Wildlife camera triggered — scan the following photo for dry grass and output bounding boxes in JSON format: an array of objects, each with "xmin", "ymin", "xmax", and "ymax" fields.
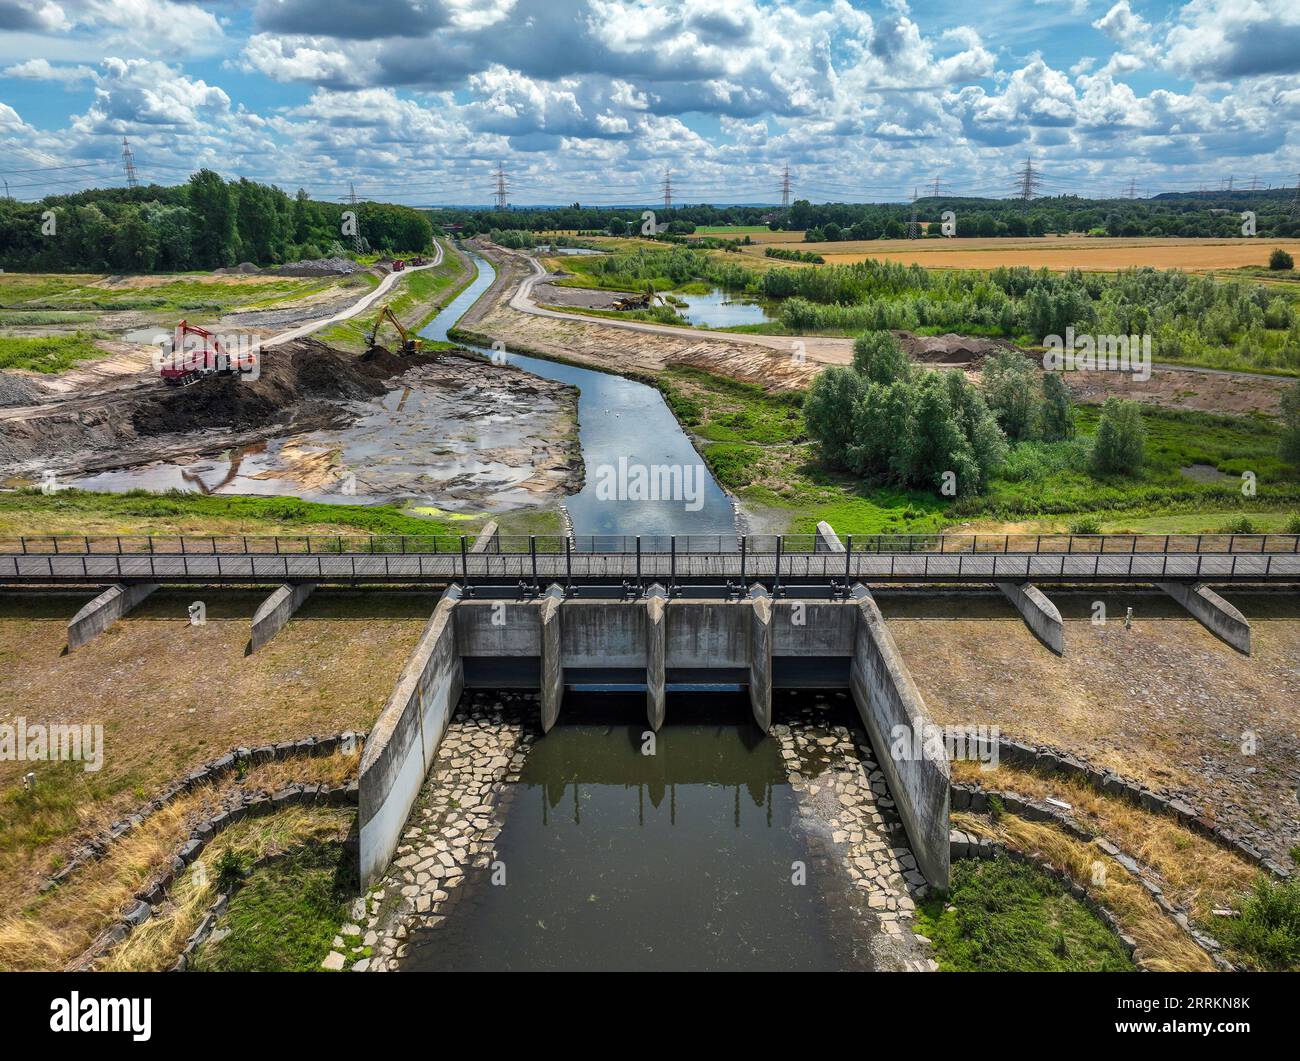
[
  {"xmin": 951, "ymin": 760, "xmax": 1260, "ymax": 928},
  {"xmin": 735, "ymin": 234, "xmax": 1300, "ymax": 273},
  {"xmin": 884, "ymin": 589, "xmax": 1300, "ymax": 861},
  {"xmin": 0, "ymin": 754, "xmax": 357, "ymax": 971},
  {"xmin": 0, "ymin": 589, "xmax": 429, "ymax": 906},
  {"xmin": 101, "ymin": 805, "xmax": 353, "ymax": 972},
  {"xmin": 954, "ymin": 810, "xmax": 1216, "ymax": 971}
]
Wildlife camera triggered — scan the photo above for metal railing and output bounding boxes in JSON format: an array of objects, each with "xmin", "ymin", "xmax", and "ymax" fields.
[{"xmin": 2, "ymin": 531, "xmax": 1297, "ymax": 558}]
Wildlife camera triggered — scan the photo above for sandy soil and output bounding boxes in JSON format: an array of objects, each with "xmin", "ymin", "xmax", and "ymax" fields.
[{"xmin": 881, "ymin": 588, "xmax": 1300, "ymax": 862}]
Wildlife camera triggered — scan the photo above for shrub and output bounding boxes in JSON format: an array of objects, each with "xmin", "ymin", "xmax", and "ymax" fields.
[
  {"xmin": 1281, "ymin": 381, "xmax": 1300, "ymax": 466},
  {"xmin": 1224, "ymin": 874, "xmax": 1300, "ymax": 971},
  {"xmin": 1069, "ymin": 516, "xmax": 1103, "ymax": 534},
  {"xmin": 851, "ymin": 330, "xmax": 910, "ymax": 385},
  {"xmin": 1091, "ymin": 398, "xmax": 1147, "ymax": 474},
  {"xmin": 1285, "ymin": 514, "xmax": 1300, "ymax": 535},
  {"xmin": 1040, "ymin": 372, "xmax": 1076, "ymax": 441},
  {"xmin": 1220, "ymin": 516, "xmax": 1257, "ymax": 534},
  {"xmin": 982, "ymin": 349, "xmax": 1042, "ymax": 441},
  {"xmin": 1269, "ymin": 249, "xmax": 1294, "ymax": 271}
]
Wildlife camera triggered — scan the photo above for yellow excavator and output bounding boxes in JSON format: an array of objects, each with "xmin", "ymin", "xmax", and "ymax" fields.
[{"xmin": 366, "ymin": 306, "xmax": 423, "ymax": 356}]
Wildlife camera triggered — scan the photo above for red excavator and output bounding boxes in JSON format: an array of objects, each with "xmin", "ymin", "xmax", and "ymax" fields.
[{"xmin": 159, "ymin": 321, "xmax": 257, "ymax": 386}]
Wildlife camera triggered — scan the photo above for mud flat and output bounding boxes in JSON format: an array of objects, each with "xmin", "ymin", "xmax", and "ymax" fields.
[{"xmin": 0, "ymin": 341, "xmax": 582, "ymax": 513}]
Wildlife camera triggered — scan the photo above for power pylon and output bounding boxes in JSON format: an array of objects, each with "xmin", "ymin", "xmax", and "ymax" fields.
[
  {"xmin": 931, "ymin": 175, "xmax": 942, "ymax": 198},
  {"xmin": 1126, "ymin": 177, "xmax": 1137, "ymax": 199},
  {"xmin": 1290, "ymin": 173, "xmax": 1300, "ymax": 220},
  {"xmin": 908, "ymin": 187, "xmax": 921, "ymax": 239},
  {"xmin": 492, "ymin": 163, "xmax": 508, "ymax": 210},
  {"xmin": 661, "ymin": 167, "xmax": 673, "ymax": 211},
  {"xmin": 121, "ymin": 137, "xmax": 138, "ymax": 189},
  {"xmin": 781, "ymin": 164, "xmax": 791, "ymax": 208},
  {"xmin": 1014, "ymin": 156, "xmax": 1042, "ymax": 210}
]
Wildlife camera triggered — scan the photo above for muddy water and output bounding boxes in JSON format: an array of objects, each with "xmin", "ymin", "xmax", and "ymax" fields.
[
  {"xmin": 421, "ymin": 250, "xmax": 736, "ymax": 543},
  {"xmin": 400, "ymin": 695, "xmax": 878, "ymax": 972}
]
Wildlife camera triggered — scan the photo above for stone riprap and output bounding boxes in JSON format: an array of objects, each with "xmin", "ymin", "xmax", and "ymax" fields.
[{"xmin": 364, "ymin": 693, "xmax": 530, "ymax": 971}]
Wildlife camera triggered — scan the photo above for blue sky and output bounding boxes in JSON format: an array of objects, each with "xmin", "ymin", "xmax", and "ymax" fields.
[{"xmin": 0, "ymin": 0, "xmax": 1297, "ymax": 205}]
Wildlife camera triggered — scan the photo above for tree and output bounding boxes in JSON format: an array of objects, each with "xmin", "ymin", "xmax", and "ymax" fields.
[
  {"xmin": 851, "ymin": 330, "xmax": 910, "ymax": 385},
  {"xmin": 803, "ymin": 366, "xmax": 866, "ymax": 460},
  {"xmin": 1091, "ymin": 398, "xmax": 1146, "ymax": 474},
  {"xmin": 108, "ymin": 211, "xmax": 158, "ymax": 271},
  {"xmin": 1281, "ymin": 381, "xmax": 1300, "ymax": 465},
  {"xmin": 1040, "ymin": 371, "xmax": 1076, "ymax": 441},
  {"xmin": 982, "ymin": 348, "xmax": 1041, "ymax": 441},
  {"xmin": 188, "ymin": 169, "xmax": 237, "ymax": 268},
  {"xmin": 1270, "ymin": 248, "xmax": 1295, "ymax": 271}
]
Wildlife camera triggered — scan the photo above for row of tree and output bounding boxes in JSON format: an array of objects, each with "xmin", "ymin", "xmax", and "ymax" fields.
[
  {"xmin": 436, "ymin": 188, "xmax": 1300, "ymax": 240},
  {"xmin": 0, "ymin": 171, "xmax": 434, "ymax": 272}
]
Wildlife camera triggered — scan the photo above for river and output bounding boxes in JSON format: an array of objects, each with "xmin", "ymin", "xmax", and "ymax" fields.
[{"xmin": 396, "ymin": 247, "xmax": 889, "ymax": 971}]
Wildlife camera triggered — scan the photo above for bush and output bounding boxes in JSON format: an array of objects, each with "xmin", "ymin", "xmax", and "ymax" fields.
[
  {"xmin": 851, "ymin": 330, "xmax": 910, "ymax": 385},
  {"xmin": 1220, "ymin": 516, "xmax": 1257, "ymax": 534},
  {"xmin": 1269, "ymin": 249, "xmax": 1295, "ymax": 271},
  {"xmin": 1224, "ymin": 874, "xmax": 1300, "ymax": 971},
  {"xmin": 1285, "ymin": 514, "xmax": 1300, "ymax": 535},
  {"xmin": 1069, "ymin": 516, "xmax": 1103, "ymax": 534},
  {"xmin": 1091, "ymin": 398, "xmax": 1147, "ymax": 474},
  {"xmin": 1281, "ymin": 381, "xmax": 1300, "ymax": 466},
  {"xmin": 1040, "ymin": 372, "xmax": 1076, "ymax": 441},
  {"xmin": 982, "ymin": 349, "xmax": 1042, "ymax": 441}
]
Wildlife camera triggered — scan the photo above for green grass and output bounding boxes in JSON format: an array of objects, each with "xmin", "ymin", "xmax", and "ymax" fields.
[
  {"xmin": 0, "ymin": 489, "xmax": 470, "ymax": 538},
  {"xmin": 0, "ymin": 759, "xmax": 142, "ymax": 866},
  {"xmin": 0, "ymin": 332, "xmax": 110, "ymax": 372},
  {"xmin": 691, "ymin": 225, "xmax": 769, "ymax": 235},
  {"xmin": 0, "ymin": 311, "xmax": 100, "ymax": 326},
  {"xmin": 316, "ymin": 242, "xmax": 470, "ymax": 352},
  {"xmin": 188, "ymin": 843, "xmax": 356, "ymax": 972},
  {"xmin": 653, "ymin": 364, "xmax": 1300, "ymax": 534},
  {"xmin": 1221, "ymin": 874, "xmax": 1300, "ymax": 971},
  {"xmin": 915, "ymin": 856, "xmax": 1137, "ymax": 972},
  {"xmin": 0, "ymin": 271, "xmax": 348, "ymax": 315}
]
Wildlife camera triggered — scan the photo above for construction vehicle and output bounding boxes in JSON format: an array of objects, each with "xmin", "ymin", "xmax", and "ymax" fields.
[
  {"xmin": 409, "ymin": 255, "xmax": 428, "ymax": 266},
  {"xmin": 391, "ymin": 258, "xmax": 407, "ymax": 271},
  {"xmin": 608, "ymin": 291, "xmax": 663, "ymax": 311},
  {"xmin": 366, "ymin": 305, "xmax": 423, "ymax": 356},
  {"xmin": 159, "ymin": 321, "xmax": 257, "ymax": 386}
]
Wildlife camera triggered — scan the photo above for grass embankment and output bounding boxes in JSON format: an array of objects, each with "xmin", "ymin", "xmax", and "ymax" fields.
[
  {"xmin": 0, "ymin": 758, "xmax": 356, "ymax": 971},
  {"xmin": 185, "ymin": 839, "xmax": 358, "ymax": 972},
  {"xmin": 107, "ymin": 810, "xmax": 356, "ymax": 973},
  {"xmin": 0, "ymin": 587, "xmax": 432, "ymax": 920},
  {"xmin": 916, "ymin": 855, "xmax": 1137, "ymax": 972},
  {"xmin": 0, "ymin": 272, "xmax": 343, "ymax": 314},
  {"xmin": 658, "ymin": 365, "xmax": 1300, "ymax": 534},
  {"xmin": 315, "ymin": 240, "xmax": 472, "ymax": 354},
  {"xmin": 0, "ymin": 489, "xmax": 474, "ymax": 539}
]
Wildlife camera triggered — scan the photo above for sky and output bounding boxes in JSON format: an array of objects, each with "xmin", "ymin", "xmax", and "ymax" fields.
[{"xmin": 0, "ymin": 0, "xmax": 1297, "ymax": 206}]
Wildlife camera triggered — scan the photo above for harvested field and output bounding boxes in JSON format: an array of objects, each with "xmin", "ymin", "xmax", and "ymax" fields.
[
  {"xmin": 0, "ymin": 588, "xmax": 434, "ymax": 912},
  {"xmin": 735, "ymin": 234, "xmax": 1300, "ymax": 273},
  {"xmin": 881, "ymin": 588, "xmax": 1300, "ymax": 863}
]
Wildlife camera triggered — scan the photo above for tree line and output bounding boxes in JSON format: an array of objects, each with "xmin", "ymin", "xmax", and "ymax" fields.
[{"xmin": 0, "ymin": 171, "xmax": 434, "ymax": 273}]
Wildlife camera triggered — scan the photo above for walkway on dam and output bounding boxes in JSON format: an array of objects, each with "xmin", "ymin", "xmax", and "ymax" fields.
[{"xmin": 3, "ymin": 531, "xmax": 1299, "ymax": 588}]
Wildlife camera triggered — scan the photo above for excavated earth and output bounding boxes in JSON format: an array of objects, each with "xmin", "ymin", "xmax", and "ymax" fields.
[{"xmin": 1, "ymin": 340, "xmax": 440, "ymax": 478}]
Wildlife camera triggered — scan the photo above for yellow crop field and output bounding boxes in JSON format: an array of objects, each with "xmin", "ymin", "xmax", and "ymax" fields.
[{"xmin": 737, "ymin": 234, "xmax": 1300, "ymax": 272}]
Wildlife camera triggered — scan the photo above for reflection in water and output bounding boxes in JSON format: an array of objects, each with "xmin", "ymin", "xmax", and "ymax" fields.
[
  {"xmin": 400, "ymin": 695, "xmax": 876, "ymax": 972},
  {"xmin": 675, "ymin": 288, "xmax": 774, "ymax": 329}
]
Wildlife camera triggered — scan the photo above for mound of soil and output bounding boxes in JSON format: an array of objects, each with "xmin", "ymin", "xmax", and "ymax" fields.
[
  {"xmin": 130, "ymin": 338, "xmax": 396, "ymax": 436},
  {"xmin": 895, "ymin": 331, "xmax": 1014, "ymax": 365},
  {"xmin": 0, "ymin": 373, "xmax": 45, "ymax": 408}
]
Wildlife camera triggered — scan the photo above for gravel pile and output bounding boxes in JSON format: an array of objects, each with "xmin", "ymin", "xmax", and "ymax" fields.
[
  {"xmin": 269, "ymin": 257, "xmax": 365, "ymax": 277},
  {"xmin": 0, "ymin": 372, "xmax": 44, "ymax": 408}
]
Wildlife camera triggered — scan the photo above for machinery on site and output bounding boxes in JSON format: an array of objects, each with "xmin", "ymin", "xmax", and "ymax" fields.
[
  {"xmin": 159, "ymin": 321, "xmax": 258, "ymax": 386},
  {"xmin": 391, "ymin": 259, "xmax": 407, "ymax": 271},
  {"xmin": 608, "ymin": 290, "xmax": 664, "ymax": 311},
  {"xmin": 409, "ymin": 255, "xmax": 428, "ymax": 266},
  {"xmin": 365, "ymin": 306, "xmax": 423, "ymax": 356}
]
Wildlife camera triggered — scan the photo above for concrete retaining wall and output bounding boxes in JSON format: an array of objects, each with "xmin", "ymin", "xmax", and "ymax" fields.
[
  {"xmin": 469, "ymin": 520, "xmax": 500, "ymax": 554},
  {"xmin": 814, "ymin": 520, "xmax": 846, "ymax": 553},
  {"xmin": 358, "ymin": 586, "xmax": 463, "ymax": 885},
  {"xmin": 646, "ymin": 588, "xmax": 667, "ymax": 731},
  {"xmin": 249, "ymin": 582, "xmax": 316, "ymax": 653},
  {"xmin": 997, "ymin": 581, "xmax": 1064, "ymax": 655},
  {"xmin": 67, "ymin": 583, "xmax": 159, "ymax": 650},
  {"xmin": 748, "ymin": 591, "xmax": 773, "ymax": 732},
  {"xmin": 539, "ymin": 586, "xmax": 564, "ymax": 732},
  {"xmin": 848, "ymin": 584, "xmax": 950, "ymax": 889},
  {"xmin": 1158, "ymin": 582, "xmax": 1251, "ymax": 655}
]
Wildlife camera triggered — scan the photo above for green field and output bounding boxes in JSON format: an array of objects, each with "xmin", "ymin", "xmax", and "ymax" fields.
[{"xmin": 0, "ymin": 332, "xmax": 110, "ymax": 373}]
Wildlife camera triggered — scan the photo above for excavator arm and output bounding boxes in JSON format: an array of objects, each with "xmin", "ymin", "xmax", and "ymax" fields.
[{"xmin": 366, "ymin": 306, "xmax": 423, "ymax": 356}]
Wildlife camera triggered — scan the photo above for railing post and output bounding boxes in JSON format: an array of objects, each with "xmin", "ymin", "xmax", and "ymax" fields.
[
  {"xmin": 460, "ymin": 535, "xmax": 469, "ymax": 585},
  {"xmin": 565, "ymin": 535, "xmax": 572, "ymax": 593},
  {"xmin": 530, "ymin": 535, "xmax": 538, "ymax": 592},
  {"xmin": 636, "ymin": 535, "xmax": 642, "ymax": 586},
  {"xmin": 670, "ymin": 536, "xmax": 676, "ymax": 593},
  {"xmin": 774, "ymin": 535, "xmax": 783, "ymax": 596},
  {"xmin": 740, "ymin": 536, "xmax": 746, "ymax": 585},
  {"xmin": 845, "ymin": 534, "xmax": 853, "ymax": 590}
]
